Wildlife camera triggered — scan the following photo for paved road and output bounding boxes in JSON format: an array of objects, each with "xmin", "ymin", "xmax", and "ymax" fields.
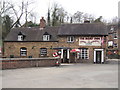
[{"xmin": 2, "ymin": 63, "xmax": 118, "ymax": 88}]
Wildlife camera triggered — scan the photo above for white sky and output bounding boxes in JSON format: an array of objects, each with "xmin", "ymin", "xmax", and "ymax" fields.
[{"xmin": 7, "ymin": 0, "xmax": 119, "ymax": 23}]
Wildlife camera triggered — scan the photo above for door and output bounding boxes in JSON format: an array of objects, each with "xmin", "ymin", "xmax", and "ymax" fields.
[
  {"xmin": 63, "ymin": 50, "xmax": 68, "ymax": 63},
  {"xmin": 94, "ymin": 49, "xmax": 104, "ymax": 64},
  {"xmin": 96, "ymin": 51, "xmax": 102, "ymax": 63}
]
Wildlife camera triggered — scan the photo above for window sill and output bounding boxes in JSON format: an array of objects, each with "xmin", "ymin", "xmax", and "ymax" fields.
[{"xmin": 67, "ymin": 42, "xmax": 74, "ymax": 43}]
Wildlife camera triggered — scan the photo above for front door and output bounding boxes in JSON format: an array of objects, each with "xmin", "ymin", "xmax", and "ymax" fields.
[
  {"xmin": 96, "ymin": 51, "xmax": 102, "ymax": 63},
  {"xmin": 94, "ymin": 49, "xmax": 104, "ymax": 64},
  {"xmin": 63, "ymin": 50, "xmax": 68, "ymax": 63}
]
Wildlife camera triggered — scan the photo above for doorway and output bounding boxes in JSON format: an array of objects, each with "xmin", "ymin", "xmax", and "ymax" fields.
[
  {"xmin": 94, "ymin": 49, "xmax": 104, "ymax": 64},
  {"xmin": 96, "ymin": 51, "xmax": 102, "ymax": 63},
  {"xmin": 63, "ymin": 50, "xmax": 68, "ymax": 63}
]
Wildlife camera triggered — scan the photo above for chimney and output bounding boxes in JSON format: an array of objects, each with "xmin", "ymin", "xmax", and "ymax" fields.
[
  {"xmin": 40, "ymin": 17, "xmax": 46, "ymax": 30},
  {"xmin": 84, "ymin": 20, "xmax": 90, "ymax": 23}
]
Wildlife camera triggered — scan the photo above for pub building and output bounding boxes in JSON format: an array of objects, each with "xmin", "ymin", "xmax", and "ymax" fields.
[{"xmin": 4, "ymin": 17, "xmax": 108, "ymax": 64}]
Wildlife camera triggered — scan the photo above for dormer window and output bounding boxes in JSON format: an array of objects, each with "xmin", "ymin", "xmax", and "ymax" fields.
[
  {"xmin": 43, "ymin": 32, "xmax": 50, "ymax": 41},
  {"xmin": 43, "ymin": 35, "xmax": 50, "ymax": 41},
  {"xmin": 18, "ymin": 35, "xmax": 23, "ymax": 41},
  {"xmin": 18, "ymin": 31, "xmax": 25, "ymax": 41}
]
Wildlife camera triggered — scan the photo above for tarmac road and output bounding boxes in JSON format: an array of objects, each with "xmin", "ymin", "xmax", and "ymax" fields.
[{"xmin": 2, "ymin": 63, "xmax": 118, "ymax": 88}]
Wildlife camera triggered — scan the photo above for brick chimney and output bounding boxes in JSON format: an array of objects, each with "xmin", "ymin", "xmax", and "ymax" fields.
[{"xmin": 40, "ymin": 17, "xmax": 46, "ymax": 30}]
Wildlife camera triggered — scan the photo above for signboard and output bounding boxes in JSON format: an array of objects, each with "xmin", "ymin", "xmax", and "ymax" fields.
[{"xmin": 79, "ymin": 37, "xmax": 102, "ymax": 46}]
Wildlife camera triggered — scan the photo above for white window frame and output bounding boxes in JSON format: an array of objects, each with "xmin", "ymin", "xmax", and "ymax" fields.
[
  {"xmin": 94, "ymin": 49, "xmax": 104, "ymax": 63},
  {"xmin": 40, "ymin": 48, "xmax": 47, "ymax": 56},
  {"xmin": 67, "ymin": 36, "xmax": 74, "ymax": 43},
  {"xmin": 108, "ymin": 41, "xmax": 113, "ymax": 47},
  {"xmin": 79, "ymin": 48, "xmax": 89, "ymax": 59},
  {"xmin": 43, "ymin": 35, "xmax": 50, "ymax": 41},
  {"xmin": 18, "ymin": 35, "xmax": 23, "ymax": 41},
  {"xmin": 20, "ymin": 48, "xmax": 27, "ymax": 56}
]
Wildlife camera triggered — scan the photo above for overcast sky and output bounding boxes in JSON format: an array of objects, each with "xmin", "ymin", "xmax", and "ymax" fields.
[{"xmin": 9, "ymin": 0, "xmax": 119, "ymax": 23}]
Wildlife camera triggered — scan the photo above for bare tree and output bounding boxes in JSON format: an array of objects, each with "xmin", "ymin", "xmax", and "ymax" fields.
[
  {"xmin": 73, "ymin": 11, "xmax": 83, "ymax": 23},
  {"xmin": 51, "ymin": 2, "xmax": 58, "ymax": 26},
  {"xmin": 0, "ymin": 1, "xmax": 13, "ymax": 17},
  {"xmin": 58, "ymin": 7, "xmax": 67, "ymax": 23},
  {"xmin": 87, "ymin": 14, "xmax": 95, "ymax": 23},
  {"xmin": 72, "ymin": 11, "xmax": 95, "ymax": 23},
  {"xmin": 29, "ymin": 12, "xmax": 37, "ymax": 24},
  {"xmin": 1, "ymin": 0, "xmax": 35, "ymax": 29},
  {"xmin": 24, "ymin": 1, "xmax": 34, "ymax": 27},
  {"xmin": 8, "ymin": 1, "xmax": 24, "ymax": 28},
  {"xmin": 111, "ymin": 16, "xmax": 118, "ymax": 24},
  {"xmin": 51, "ymin": 2, "xmax": 68, "ymax": 26},
  {"xmin": 47, "ymin": 8, "xmax": 51, "ymax": 26},
  {"xmin": 83, "ymin": 13, "xmax": 89, "ymax": 21}
]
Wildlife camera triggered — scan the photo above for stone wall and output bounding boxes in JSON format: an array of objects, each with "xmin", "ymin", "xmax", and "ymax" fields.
[{"xmin": 1, "ymin": 58, "xmax": 61, "ymax": 70}]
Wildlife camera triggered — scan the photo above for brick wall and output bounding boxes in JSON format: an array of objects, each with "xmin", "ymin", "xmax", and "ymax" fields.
[
  {"xmin": 4, "ymin": 42, "xmax": 59, "ymax": 58},
  {"xmin": 1, "ymin": 58, "xmax": 61, "ymax": 70},
  {"xmin": 58, "ymin": 36, "xmax": 107, "ymax": 63},
  {"xmin": 3, "ymin": 36, "xmax": 107, "ymax": 63}
]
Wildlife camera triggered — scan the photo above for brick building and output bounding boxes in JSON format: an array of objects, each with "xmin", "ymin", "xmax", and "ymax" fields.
[
  {"xmin": 4, "ymin": 18, "xmax": 108, "ymax": 63},
  {"xmin": 106, "ymin": 25, "xmax": 119, "ymax": 59}
]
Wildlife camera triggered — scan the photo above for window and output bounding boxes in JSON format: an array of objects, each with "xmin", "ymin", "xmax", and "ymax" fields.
[
  {"xmin": 18, "ymin": 35, "xmax": 23, "ymax": 41},
  {"xmin": 67, "ymin": 36, "xmax": 74, "ymax": 43},
  {"xmin": 114, "ymin": 43, "xmax": 118, "ymax": 47},
  {"xmin": 43, "ymin": 35, "xmax": 50, "ymax": 41},
  {"xmin": 94, "ymin": 37, "xmax": 100, "ymax": 40},
  {"xmin": 86, "ymin": 37, "xmax": 93, "ymax": 40},
  {"xmin": 18, "ymin": 31, "xmax": 25, "ymax": 41},
  {"xmin": 20, "ymin": 47, "xmax": 27, "ymax": 56},
  {"xmin": 79, "ymin": 48, "xmax": 89, "ymax": 59},
  {"xmin": 114, "ymin": 36, "xmax": 117, "ymax": 39},
  {"xmin": 108, "ymin": 41, "xmax": 113, "ymax": 47},
  {"xmin": 40, "ymin": 48, "xmax": 47, "ymax": 56},
  {"xmin": 114, "ymin": 33, "xmax": 118, "ymax": 39},
  {"xmin": 80, "ymin": 37, "xmax": 84, "ymax": 40}
]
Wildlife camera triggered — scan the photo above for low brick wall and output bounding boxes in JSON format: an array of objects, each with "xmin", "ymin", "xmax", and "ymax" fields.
[{"xmin": 1, "ymin": 58, "xmax": 61, "ymax": 70}]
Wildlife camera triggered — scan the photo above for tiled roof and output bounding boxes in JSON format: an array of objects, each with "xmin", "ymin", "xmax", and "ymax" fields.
[
  {"xmin": 4, "ymin": 23, "xmax": 108, "ymax": 42},
  {"xmin": 107, "ymin": 25, "xmax": 118, "ymax": 33},
  {"xmin": 58, "ymin": 23, "xmax": 108, "ymax": 36},
  {"xmin": 4, "ymin": 26, "xmax": 59, "ymax": 42}
]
